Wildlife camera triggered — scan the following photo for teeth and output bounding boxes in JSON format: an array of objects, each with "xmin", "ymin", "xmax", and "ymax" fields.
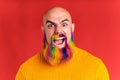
[{"xmin": 55, "ymin": 37, "xmax": 64, "ymax": 40}]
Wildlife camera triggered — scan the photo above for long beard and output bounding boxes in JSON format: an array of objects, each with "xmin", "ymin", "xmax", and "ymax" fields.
[{"xmin": 42, "ymin": 33, "xmax": 74, "ymax": 65}]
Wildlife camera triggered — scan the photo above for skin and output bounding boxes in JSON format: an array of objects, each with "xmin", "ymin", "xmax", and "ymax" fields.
[{"xmin": 42, "ymin": 7, "xmax": 75, "ymax": 49}]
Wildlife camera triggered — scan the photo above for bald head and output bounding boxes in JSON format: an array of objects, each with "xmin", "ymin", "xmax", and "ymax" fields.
[{"xmin": 43, "ymin": 7, "xmax": 72, "ymax": 25}]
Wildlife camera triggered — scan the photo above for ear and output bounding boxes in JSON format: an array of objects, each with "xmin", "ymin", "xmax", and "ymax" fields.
[
  {"xmin": 41, "ymin": 25, "xmax": 44, "ymax": 33},
  {"xmin": 71, "ymin": 23, "xmax": 75, "ymax": 32}
]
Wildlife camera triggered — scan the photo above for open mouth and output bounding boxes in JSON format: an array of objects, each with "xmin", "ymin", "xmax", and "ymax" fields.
[
  {"xmin": 53, "ymin": 37, "xmax": 65, "ymax": 45},
  {"xmin": 51, "ymin": 33, "xmax": 66, "ymax": 48}
]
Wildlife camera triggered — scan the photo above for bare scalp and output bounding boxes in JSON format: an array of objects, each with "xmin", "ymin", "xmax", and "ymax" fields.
[{"xmin": 43, "ymin": 7, "xmax": 72, "ymax": 25}]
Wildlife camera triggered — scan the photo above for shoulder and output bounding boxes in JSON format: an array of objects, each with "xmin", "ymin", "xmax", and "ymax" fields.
[
  {"xmin": 18, "ymin": 52, "xmax": 44, "ymax": 70},
  {"xmin": 73, "ymin": 46, "xmax": 104, "ymax": 66},
  {"xmin": 73, "ymin": 47, "xmax": 108, "ymax": 73},
  {"xmin": 73, "ymin": 47, "xmax": 110, "ymax": 80},
  {"xmin": 22, "ymin": 53, "xmax": 40, "ymax": 65}
]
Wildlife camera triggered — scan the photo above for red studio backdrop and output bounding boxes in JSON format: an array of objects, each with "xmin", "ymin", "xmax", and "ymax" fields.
[{"xmin": 0, "ymin": 0, "xmax": 120, "ymax": 80}]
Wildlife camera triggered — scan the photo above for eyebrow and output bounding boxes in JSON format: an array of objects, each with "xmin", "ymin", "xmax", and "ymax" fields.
[
  {"xmin": 60, "ymin": 19, "xmax": 69, "ymax": 23},
  {"xmin": 45, "ymin": 18, "xmax": 69, "ymax": 25},
  {"xmin": 46, "ymin": 20, "xmax": 55, "ymax": 25}
]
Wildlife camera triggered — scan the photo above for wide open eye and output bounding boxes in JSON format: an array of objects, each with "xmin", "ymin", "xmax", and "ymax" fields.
[
  {"xmin": 48, "ymin": 23, "xmax": 55, "ymax": 28},
  {"xmin": 62, "ymin": 23, "xmax": 68, "ymax": 27}
]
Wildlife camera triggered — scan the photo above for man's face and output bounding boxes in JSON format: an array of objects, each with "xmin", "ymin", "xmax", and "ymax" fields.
[{"xmin": 42, "ymin": 8, "xmax": 74, "ymax": 49}]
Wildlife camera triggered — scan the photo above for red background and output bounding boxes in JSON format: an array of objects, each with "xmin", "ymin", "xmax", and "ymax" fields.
[{"xmin": 0, "ymin": 0, "xmax": 120, "ymax": 80}]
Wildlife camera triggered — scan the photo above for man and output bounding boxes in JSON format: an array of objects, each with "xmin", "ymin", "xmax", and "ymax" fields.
[{"xmin": 15, "ymin": 7, "xmax": 110, "ymax": 80}]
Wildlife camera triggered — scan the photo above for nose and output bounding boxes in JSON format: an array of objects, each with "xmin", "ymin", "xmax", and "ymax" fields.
[{"xmin": 54, "ymin": 25, "xmax": 63, "ymax": 34}]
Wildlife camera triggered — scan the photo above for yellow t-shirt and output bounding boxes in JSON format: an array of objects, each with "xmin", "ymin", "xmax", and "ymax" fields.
[{"xmin": 15, "ymin": 46, "xmax": 109, "ymax": 80}]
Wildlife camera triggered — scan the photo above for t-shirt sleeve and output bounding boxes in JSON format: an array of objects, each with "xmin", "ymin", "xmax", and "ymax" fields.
[
  {"xmin": 15, "ymin": 66, "xmax": 26, "ymax": 80},
  {"xmin": 96, "ymin": 60, "xmax": 110, "ymax": 80}
]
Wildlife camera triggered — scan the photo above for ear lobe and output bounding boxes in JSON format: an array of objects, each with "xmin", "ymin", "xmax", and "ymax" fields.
[
  {"xmin": 41, "ymin": 26, "xmax": 44, "ymax": 33},
  {"xmin": 72, "ymin": 23, "xmax": 75, "ymax": 32}
]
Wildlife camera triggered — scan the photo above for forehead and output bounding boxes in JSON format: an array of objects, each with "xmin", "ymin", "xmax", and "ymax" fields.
[{"xmin": 43, "ymin": 8, "xmax": 72, "ymax": 23}]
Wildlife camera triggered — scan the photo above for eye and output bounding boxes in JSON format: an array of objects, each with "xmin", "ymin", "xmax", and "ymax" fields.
[
  {"xmin": 48, "ymin": 24, "xmax": 55, "ymax": 28},
  {"xmin": 62, "ymin": 23, "xmax": 68, "ymax": 27}
]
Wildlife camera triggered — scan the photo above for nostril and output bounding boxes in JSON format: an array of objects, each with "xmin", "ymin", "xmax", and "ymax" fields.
[{"xmin": 59, "ymin": 34, "xmax": 64, "ymax": 37}]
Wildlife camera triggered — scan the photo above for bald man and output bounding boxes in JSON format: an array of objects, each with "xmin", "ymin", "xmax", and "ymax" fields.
[{"xmin": 15, "ymin": 7, "xmax": 109, "ymax": 80}]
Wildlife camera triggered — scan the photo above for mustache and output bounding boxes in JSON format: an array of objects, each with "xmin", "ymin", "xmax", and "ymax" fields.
[
  {"xmin": 44, "ymin": 33, "xmax": 66, "ymax": 47},
  {"xmin": 51, "ymin": 33, "xmax": 66, "ymax": 41}
]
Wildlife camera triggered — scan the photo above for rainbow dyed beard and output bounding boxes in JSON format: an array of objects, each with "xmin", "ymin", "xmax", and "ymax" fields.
[{"xmin": 42, "ymin": 33, "xmax": 74, "ymax": 65}]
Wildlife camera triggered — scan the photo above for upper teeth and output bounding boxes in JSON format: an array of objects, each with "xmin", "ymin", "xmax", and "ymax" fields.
[{"xmin": 55, "ymin": 37, "xmax": 64, "ymax": 40}]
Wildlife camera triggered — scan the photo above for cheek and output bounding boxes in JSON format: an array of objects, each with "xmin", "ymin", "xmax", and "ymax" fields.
[
  {"xmin": 45, "ymin": 30, "xmax": 54, "ymax": 44},
  {"xmin": 67, "ymin": 32, "xmax": 72, "ymax": 41},
  {"xmin": 64, "ymin": 29, "xmax": 72, "ymax": 42}
]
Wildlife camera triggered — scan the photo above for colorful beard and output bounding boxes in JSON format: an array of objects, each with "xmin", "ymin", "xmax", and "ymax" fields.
[{"xmin": 42, "ymin": 33, "xmax": 74, "ymax": 65}]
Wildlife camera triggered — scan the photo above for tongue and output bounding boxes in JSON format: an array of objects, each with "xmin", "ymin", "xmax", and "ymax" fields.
[{"xmin": 55, "ymin": 39, "xmax": 63, "ymax": 45}]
